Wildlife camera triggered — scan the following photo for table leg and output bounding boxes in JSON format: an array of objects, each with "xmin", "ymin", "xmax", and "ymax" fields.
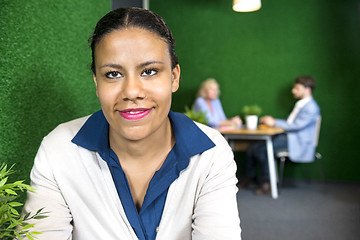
[{"xmin": 265, "ymin": 137, "xmax": 278, "ymax": 199}]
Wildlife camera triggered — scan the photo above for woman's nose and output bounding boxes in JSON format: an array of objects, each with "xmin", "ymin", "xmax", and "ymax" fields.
[{"xmin": 121, "ymin": 77, "xmax": 146, "ymax": 101}]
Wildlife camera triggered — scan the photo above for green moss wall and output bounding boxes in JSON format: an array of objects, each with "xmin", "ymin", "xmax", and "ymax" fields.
[
  {"xmin": 1, "ymin": 0, "xmax": 359, "ymax": 183},
  {"xmin": 150, "ymin": 0, "xmax": 360, "ymax": 181},
  {"xmin": 0, "ymin": 0, "xmax": 109, "ymax": 179}
]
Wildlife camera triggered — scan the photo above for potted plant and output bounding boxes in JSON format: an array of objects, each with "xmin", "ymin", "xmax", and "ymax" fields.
[
  {"xmin": 0, "ymin": 163, "xmax": 47, "ymax": 240},
  {"xmin": 184, "ymin": 106, "xmax": 208, "ymax": 125},
  {"xmin": 241, "ymin": 105, "xmax": 262, "ymax": 130}
]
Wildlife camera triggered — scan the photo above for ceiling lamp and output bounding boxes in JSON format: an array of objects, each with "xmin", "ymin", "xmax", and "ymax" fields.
[{"xmin": 233, "ymin": 0, "xmax": 261, "ymax": 12}]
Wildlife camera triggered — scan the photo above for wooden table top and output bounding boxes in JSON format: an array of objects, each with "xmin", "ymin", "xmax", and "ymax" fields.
[{"xmin": 218, "ymin": 125, "xmax": 284, "ymax": 135}]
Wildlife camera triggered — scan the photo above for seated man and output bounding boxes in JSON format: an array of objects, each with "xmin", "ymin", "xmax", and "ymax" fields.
[{"xmin": 238, "ymin": 75, "xmax": 321, "ymax": 195}]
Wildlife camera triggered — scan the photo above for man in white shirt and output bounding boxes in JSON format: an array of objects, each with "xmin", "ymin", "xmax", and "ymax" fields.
[{"xmin": 237, "ymin": 76, "xmax": 320, "ymax": 195}]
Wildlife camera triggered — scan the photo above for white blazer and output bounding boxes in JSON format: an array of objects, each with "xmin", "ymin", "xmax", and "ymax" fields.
[{"xmin": 22, "ymin": 115, "xmax": 241, "ymax": 239}]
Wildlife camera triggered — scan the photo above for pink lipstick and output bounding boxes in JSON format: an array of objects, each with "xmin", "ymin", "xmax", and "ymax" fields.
[{"xmin": 119, "ymin": 108, "xmax": 151, "ymax": 120}]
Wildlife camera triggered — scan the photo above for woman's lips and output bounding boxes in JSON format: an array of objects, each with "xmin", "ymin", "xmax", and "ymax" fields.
[{"xmin": 119, "ymin": 108, "xmax": 152, "ymax": 120}]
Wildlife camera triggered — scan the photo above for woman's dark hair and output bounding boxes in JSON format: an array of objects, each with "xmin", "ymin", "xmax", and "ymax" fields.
[
  {"xmin": 295, "ymin": 75, "xmax": 316, "ymax": 92},
  {"xmin": 89, "ymin": 7, "xmax": 178, "ymax": 74}
]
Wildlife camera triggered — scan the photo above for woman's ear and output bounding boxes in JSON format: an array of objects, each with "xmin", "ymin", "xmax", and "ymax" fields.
[
  {"xmin": 171, "ymin": 64, "xmax": 180, "ymax": 93},
  {"xmin": 93, "ymin": 74, "xmax": 99, "ymax": 98}
]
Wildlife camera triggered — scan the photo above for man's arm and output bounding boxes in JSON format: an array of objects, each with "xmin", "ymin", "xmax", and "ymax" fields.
[{"xmin": 274, "ymin": 102, "xmax": 320, "ymax": 132}]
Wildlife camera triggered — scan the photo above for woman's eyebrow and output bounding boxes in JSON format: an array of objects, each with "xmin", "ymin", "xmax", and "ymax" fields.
[
  {"xmin": 137, "ymin": 61, "xmax": 164, "ymax": 69},
  {"xmin": 99, "ymin": 63, "xmax": 123, "ymax": 69},
  {"xmin": 99, "ymin": 61, "xmax": 164, "ymax": 70}
]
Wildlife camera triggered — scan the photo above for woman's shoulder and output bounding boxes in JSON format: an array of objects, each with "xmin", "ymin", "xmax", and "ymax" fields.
[
  {"xmin": 194, "ymin": 97, "xmax": 205, "ymax": 104},
  {"xmin": 44, "ymin": 115, "xmax": 91, "ymax": 143},
  {"xmin": 193, "ymin": 97, "xmax": 207, "ymax": 110},
  {"xmin": 194, "ymin": 122, "xmax": 229, "ymax": 147}
]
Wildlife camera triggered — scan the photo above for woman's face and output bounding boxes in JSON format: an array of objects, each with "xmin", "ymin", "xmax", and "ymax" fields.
[
  {"xmin": 93, "ymin": 27, "xmax": 180, "ymax": 142},
  {"xmin": 205, "ymin": 82, "xmax": 219, "ymax": 100}
]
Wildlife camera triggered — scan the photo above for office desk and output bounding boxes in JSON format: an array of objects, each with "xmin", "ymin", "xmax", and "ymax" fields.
[{"xmin": 219, "ymin": 127, "xmax": 284, "ymax": 199}]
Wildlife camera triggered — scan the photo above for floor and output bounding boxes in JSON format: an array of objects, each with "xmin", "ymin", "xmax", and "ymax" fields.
[{"xmin": 237, "ymin": 180, "xmax": 360, "ymax": 240}]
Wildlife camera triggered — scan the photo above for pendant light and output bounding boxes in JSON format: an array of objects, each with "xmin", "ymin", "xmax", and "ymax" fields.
[{"xmin": 233, "ymin": 0, "xmax": 261, "ymax": 12}]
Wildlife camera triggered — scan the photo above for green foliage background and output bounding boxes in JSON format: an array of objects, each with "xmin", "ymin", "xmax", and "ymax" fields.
[
  {"xmin": 0, "ymin": 0, "xmax": 359, "ymax": 187},
  {"xmin": 151, "ymin": 0, "xmax": 360, "ymax": 181},
  {"xmin": 0, "ymin": 0, "xmax": 109, "ymax": 182}
]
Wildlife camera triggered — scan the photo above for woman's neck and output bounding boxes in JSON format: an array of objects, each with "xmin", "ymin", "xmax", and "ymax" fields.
[{"xmin": 109, "ymin": 118, "xmax": 174, "ymax": 165}]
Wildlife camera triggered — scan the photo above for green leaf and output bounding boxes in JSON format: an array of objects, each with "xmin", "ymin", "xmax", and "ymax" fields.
[
  {"xmin": 21, "ymin": 223, "xmax": 35, "ymax": 230},
  {"xmin": 9, "ymin": 201, "xmax": 23, "ymax": 207},
  {"xmin": 26, "ymin": 185, "xmax": 37, "ymax": 192},
  {"xmin": 10, "ymin": 207, "xmax": 20, "ymax": 216},
  {"xmin": 10, "ymin": 221, "xmax": 19, "ymax": 228},
  {"xmin": 14, "ymin": 231, "xmax": 22, "ymax": 239},
  {"xmin": 184, "ymin": 106, "xmax": 208, "ymax": 125},
  {"xmin": 33, "ymin": 215, "xmax": 48, "ymax": 219},
  {"xmin": 0, "ymin": 163, "xmax": 46, "ymax": 239},
  {"xmin": 35, "ymin": 207, "xmax": 46, "ymax": 215},
  {"xmin": 241, "ymin": 104, "xmax": 262, "ymax": 117},
  {"xmin": 0, "ymin": 177, "xmax": 8, "ymax": 187},
  {"xmin": 0, "ymin": 195, "xmax": 17, "ymax": 202},
  {"xmin": 10, "ymin": 217, "xmax": 22, "ymax": 225},
  {"xmin": 23, "ymin": 212, "xmax": 31, "ymax": 220},
  {"xmin": 27, "ymin": 234, "xmax": 35, "ymax": 240},
  {"xmin": 5, "ymin": 189, "xmax": 17, "ymax": 195}
]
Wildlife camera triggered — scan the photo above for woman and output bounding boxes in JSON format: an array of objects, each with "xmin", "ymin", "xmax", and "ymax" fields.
[
  {"xmin": 22, "ymin": 8, "xmax": 241, "ymax": 240},
  {"xmin": 194, "ymin": 78, "xmax": 242, "ymax": 128}
]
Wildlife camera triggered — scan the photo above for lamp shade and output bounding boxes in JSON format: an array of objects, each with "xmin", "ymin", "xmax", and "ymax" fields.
[{"xmin": 233, "ymin": 0, "xmax": 261, "ymax": 12}]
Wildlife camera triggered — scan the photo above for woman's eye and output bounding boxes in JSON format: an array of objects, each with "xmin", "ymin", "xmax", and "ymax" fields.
[
  {"xmin": 141, "ymin": 68, "xmax": 158, "ymax": 77},
  {"xmin": 105, "ymin": 71, "xmax": 122, "ymax": 79}
]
